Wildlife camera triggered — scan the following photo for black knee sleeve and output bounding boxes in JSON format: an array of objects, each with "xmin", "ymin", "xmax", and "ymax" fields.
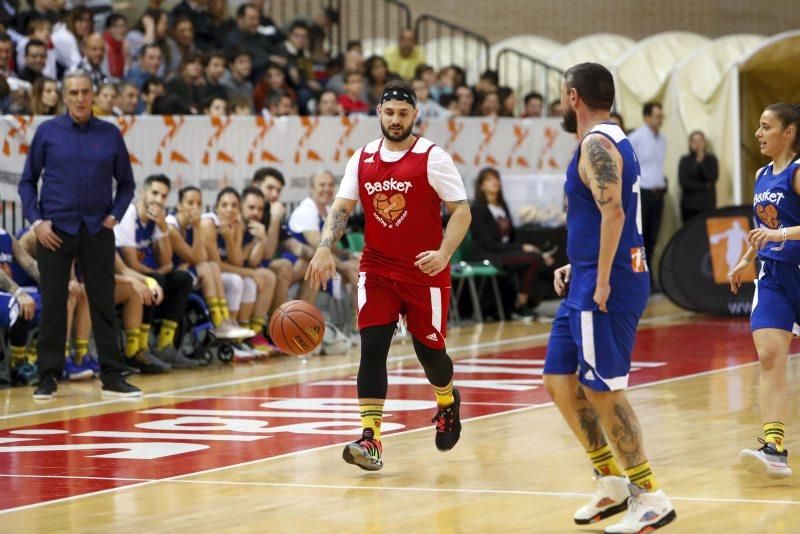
[
  {"xmin": 412, "ymin": 337, "xmax": 453, "ymax": 388},
  {"xmin": 8, "ymin": 315, "xmax": 32, "ymax": 347},
  {"xmin": 357, "ymin": 323, "xmax": 396, "ymax": 399}
]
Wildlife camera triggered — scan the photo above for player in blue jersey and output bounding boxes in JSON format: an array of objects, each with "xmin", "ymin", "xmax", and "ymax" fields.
[
  {"xmin": 730, "ymin": 103, "xmax": 800, "ymax": 480},
  {"xmin": 541, "ymin": 63, "xmax": 676, "ymax": 533}
]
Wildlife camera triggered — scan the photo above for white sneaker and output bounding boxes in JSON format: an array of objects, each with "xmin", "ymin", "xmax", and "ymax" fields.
[
  {"xmin": 232, "ymin": 343, "xmax": 257, "ymax": 361},
  {"xmin": 574, "ymin": 475, "xmax": 630, "ymax": 525},
  {"xmin": 216, "ymin": 321, "xmax": 255, "ymax": 340},
  {"xmin": 740, "ymin": 440, "xmax": 792, "ymax": 479},
  {"xmin": 604, "ymin": 486, "xmax": 676, "ymax": 533}
]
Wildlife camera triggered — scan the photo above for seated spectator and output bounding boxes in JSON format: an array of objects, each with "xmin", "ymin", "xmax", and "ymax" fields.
[
  {"xmin": 364, "ymin": 55, "xmax": 396, "ymax": 107},
  {"xmin": 229, "ymin": 96, "xmax": 251, "ymax": 115},
  {"xmin": 454, "ymin": 84, "xmax": 474, "ymax": 116},
  {"xmin": 16, "ymin": 39, "xmax": 47, "ymax": 85},
  {"xmin": 103, "ymin": 13, "xmax": 129, "ymax": 79},
  {"xmin": 0, "ymin": 74, "xmax": 10, "ymax": 113},
  {"xmin": 221, "ymin": 46, "xmax": 253, "ymax": 113},
  {"xmin": 548, "ymin": 99, "xmax": 563, "ymax": 117},
  {"xmin": 266, "ymin": 92, "xmax": 296, "ymax": 116},
  {"xmin": 0, "ymin": 32, "xmax": 11, "ymax": 77},
  {"xmin": 125, "ymin": 41, "xmax": 163, "ymax": 88},
  {"xmin": 222, "ymin": 4, "xmax": 278, "ymax": 78},
  {"xmin": 91, "ymin": 81, "xmax": 117, "ymax": 116},
  {"xmin": 326, "ymin": 46, "xmax": 365, "ymax": 100},
  {"xmin": 470, "ymin": 167, "xmax": 553, "ymax": 318},
  {"xmin": 14, "ymin": 0, "xmax": 58, "ymax": 35},
  {"xmin": 171, "ymin": 0, "xmax": 214, "ymax": 51},
  {"xmin": 51, "ymin": 6, "xmax": 93, "ymax": 71},
  {"xmin": 196, "ymin": 49, "xmax": 227, "ymax": 104},
  {"xmin": 253, "ymin": 63, "xmax": 296, "ymax": 113},
  {"xmin": 115, "ymin": 174, "xmax": 198, "ymax": 370},
  {"xmin": 382, "ymin": 28, "xmax": 425, "ymax": 81},
  {"xmin": 77, "ymin": 33, "xmax": 110, "ymax": 89},
  {"xmin": 117, "ymin": 81, "xmax": 140, "ymax": 115},
  {"xmin": 315, "ymin": 88, "xmax": 341, "ymax": 116},
  {"xmin": 251, "ymin": 0, "xmax": 282, "ymax": 45},
  {"xmin": 16, "ymin": 19, "xmax": 56, "ymax": 79},
  {"xmin": 436, "ymin": 66, "xmax": 458, "ymax": 101},
  {"xmin": 679, "ymin": 130, "xmax": 718, "ymax": 222},
  {"xmin": 203, "ymin": 95, "xmax": 227, "ymax": 117},
  {"xmin": 523, "ymin": 91, "xmax": 543, "ymax": 118},
  {"xmin": 440, "ymin": 93, "xmax": 458, "ymax": 115},
  {"xmin": 498, "ymin": 86, "xmax": 515, "ymax": 117},
  {"xmin": 208, "ymin": 0, "xmax": 235, "ymax": 50},
  {"xmin": 165, "ymin": 50, "xmax": 203, "ymax": 111},
  {"xmin": 338, "ymin": 70, "xmax": 368, "ymax": 115},
  {"xmin": 309, "ymin": 7, "xmax": 337, "ymax": 86},
  {"xmin": 414, "ymin": 63, "xmax": 440, "ymax": 101},
  {"xmin": 609, "ymin": 111, "xmax": 626, "ymax": 132},
  {"xmin": 251, "ymin": 167, "xmax": 315, "ymax": 305},
  {"xmin": 30, "ymin": 76, "xmax": 60, "ymax": 114},
  {"xmin": 475, "ymin": 69, "xmax": 499, "ymax": 97},
  {"xmin": 127, "ymin": 8, "xmax": 173, "ymax": 76},
  {"xmin": 140, "ymin": 76, "xmax": 165, "ymax": 114},
  {"xmin": 412, "ymin": 76, "xmax": 448, "ymax": 120},
  {"xmin": 278, "ymin": 20, "xmax": 320, "ymax": 112},
  {"xmin": 167, "ymin": 15, "xmax": 196, "ymax": 68},
  {"xmin": 477, "ymin": 89, "xmax": 500, "ymax": 117}
]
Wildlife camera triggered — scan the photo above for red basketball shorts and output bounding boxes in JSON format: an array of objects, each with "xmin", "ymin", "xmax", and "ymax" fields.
[{"xmin": 356, "ymin": 271, "xmax": 449, "ymax": 349}]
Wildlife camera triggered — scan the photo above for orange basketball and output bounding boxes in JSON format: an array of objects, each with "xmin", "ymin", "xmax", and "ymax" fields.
[
  {"xmin": 373, "ymin": 192, "xmax": 406, "ymax": 221},
  {"xmin": 268, "ymin": 300, "xmax": 325, "ymax": 356}
]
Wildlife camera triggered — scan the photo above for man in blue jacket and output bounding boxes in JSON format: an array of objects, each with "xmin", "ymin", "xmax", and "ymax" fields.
[{"xmin": 18, "ymin": 69, "xmax": 140, "ymax": 400}]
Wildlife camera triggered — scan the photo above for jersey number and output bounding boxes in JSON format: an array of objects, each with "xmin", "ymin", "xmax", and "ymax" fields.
[{"xmin": 632, "ymin": 176, "xmax": 643, "ymax": 236}]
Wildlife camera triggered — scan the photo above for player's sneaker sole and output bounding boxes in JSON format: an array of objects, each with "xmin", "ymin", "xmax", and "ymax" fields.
[
  {"xmin": 740, "ymin": 449, "xmax": 792, "ymax": 479},
  {"xmin": 574, "ymin": 500, "xmax": 628, "ymax": 524},
  {"xmin": 342, "ymin": 443, "xmax": 383, "ymax": 471}
]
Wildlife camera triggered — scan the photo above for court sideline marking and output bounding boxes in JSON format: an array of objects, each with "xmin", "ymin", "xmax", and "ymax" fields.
[
  {"xmin": 0, "ymin": 311, "xmax": 694, "ymax": 422},
  {"xmin": 1, "ymin": 348, "xmax": 791, "ymax": 517}
]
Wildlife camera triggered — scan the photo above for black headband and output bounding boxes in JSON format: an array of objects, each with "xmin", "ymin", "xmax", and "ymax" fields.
[{"xmin": 380, "ymin": 87, "xmax": 417, "ymax": 108}]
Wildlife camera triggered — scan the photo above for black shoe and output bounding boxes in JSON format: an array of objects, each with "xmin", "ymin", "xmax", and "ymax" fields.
[
  {"xmin": 432, "ymin": 388, "xmax": 462, "ymax": 451},
  {"xmin": 101, "ymin": 376, "xmax": 142, "ymax": 397},
  {"xmin": 33, "ymin": 376, "xmax": 58, "ymax": 400},
  {"xmin": 512, "ymin": 305, "xmax": 538, "ymax": 320},
  {"xmin": 126, "ymin": 350, "xmax": 170, "ymax": 374}
]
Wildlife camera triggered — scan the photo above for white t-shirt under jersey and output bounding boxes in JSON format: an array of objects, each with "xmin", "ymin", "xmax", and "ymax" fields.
[{"xmin": 336, "ymin": 137, "xmax": 467, "ymax": 202}]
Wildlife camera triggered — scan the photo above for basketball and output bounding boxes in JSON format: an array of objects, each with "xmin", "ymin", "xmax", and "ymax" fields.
[
  {"xmin": 268, "ymin": 300, "xmax": 326, "ymax": 356},
  {"xmin": 373, "ymin": 192, "xmax": 406, "ymax": 221}
]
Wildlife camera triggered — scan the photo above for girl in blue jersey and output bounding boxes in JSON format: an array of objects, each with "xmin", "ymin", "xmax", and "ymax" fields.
[{"xmin": 730, "ymin": 103, "xmax": 800, "ymax": 479}]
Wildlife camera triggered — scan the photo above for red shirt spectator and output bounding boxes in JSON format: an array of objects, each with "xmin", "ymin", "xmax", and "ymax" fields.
[{"xmin": 338, "ymin": 70, "xmax": 369, "ymax": 115}]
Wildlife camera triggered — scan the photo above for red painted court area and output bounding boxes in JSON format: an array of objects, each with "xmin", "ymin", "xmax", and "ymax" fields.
[{"xmin": 0, "ymin": 319, "xmax": 765, "ymax": 511}]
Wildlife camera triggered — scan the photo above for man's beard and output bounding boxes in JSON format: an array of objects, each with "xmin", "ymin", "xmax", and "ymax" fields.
[
  {"xmin": 561, "ymin": 107, "xmax": 577, "ymax": 134},
  {"xmin": 381, "ymin": 121, "xmax": 414, "ymax": 143}
]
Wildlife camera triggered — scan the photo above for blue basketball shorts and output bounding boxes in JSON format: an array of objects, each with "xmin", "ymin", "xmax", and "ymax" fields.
[
  {"xmin": 751, "ymin": 259, "xmax": 800, "ymax": 335},
  {"xmin": 543, "ymin": 303, "xmax": 640, "ymax": 392},
  {"xmin": 0, "ymin": 288, "xmax": 41, "ymax": 329}
]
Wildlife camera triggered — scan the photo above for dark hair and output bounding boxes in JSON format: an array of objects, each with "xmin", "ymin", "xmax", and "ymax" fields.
[
  {"xmin": 136, "ymin": 8, "xmax": 166, "ymax": 34},
  {"xmin": 253, "ymin": 167, "xmax": 285, "ymax": 186},
  {"xmin": 563, "ymin": 62, "xmax": 615, "ymax": 112},
  {"xmin": 25, "ymin": 39, "xmax": 46, "ymax": 56},
  {"xmin": 317, "ymin": 88, "xmax": 338, "ymax": 103},
  {"xmin": 345, "ymin": 39, "xmax": 361, "ymax": 51},
  {"xmin": 241, "ymin": 186, "xmax": 265, "ymax": 202},
  {"xmin": 179, "ymin": 51, "xmax": 202, "ymax": 71},
  {"xmin": 0, "ymin": 32, "xmax": 11, "ymax": 44},
  {"xmin": 473, "ymin": 167, "xmax": 510, "ymax": 211},
  {"xmin": 288, "ymin": 20, "xmax": 310, "ymax": 34},
  {"xmin": 178, "ymin": 185, "xmax": 201, "ymax": 202},
  {"xmin": 67, "ymin": 7, "xmax": 93, "ymax": 35},
  {"xmin": 480, "ymin": 69, "xmax": 499, "ymax": 86},
  {"xmin": 144, "ymin": 173, "xmax": 171, "ymax": 191},
  {"xmin": 610, "ymin": 111, "xmax": 625, "ymax": 132},
  {"xmin": 498, "ymin": 86, "xmax": 514, "ymax": 116},
  {"xmin": 140, "ymin": 41, "xmax": 162, "ymax": 59},
  {"xmin": 448, "ymin": 65, "xmax": 466, "ymax": 88},
  {"xmin": 524, "ymin": 91, "xmax": 543, "ymax": 105},
  {"xmin": 236, "ymin": 3, "xmax": 257, "ymax": 18},
  {"xmin": 439, "ymin": 94, "xmax": 456, "ymax": 109},
  {"xmin": 142, "ymin": 76, "xmax": 164, "ymax": 95},
  {"xmin": 344, "ymin": 69, "xmax": 362, "ymax": 84},
  {"xmin": 203, "ymin": 95, "xmax": 228, "ymax": 113},
  {"xmin": 171, "ymin": 14, "xmax": 193, "ymax": 30},
  {"xmin": 765, "ymin": 103, "xmax": 800, "ymax": 153},
  {"xmin": 152, "ymin": 94, "xmax": 191, "ymax": 114},
  {"xmin": 364, "ymin": 55, "xmax": 389, "ymax": 84},
  {"xmin": 202, "ymin": 50, "xmax": 226, "ymax": 68},
  {"xmin": 414, "ymin": 63, "xmax": 434, "ymax": 79},
  {"xmin": 226, "ymin": 45, "xmax": 251, "ymax": 64},
  {"xmin": 643, "ymin": 101, "xmax": 662, "ymax": 117},
  {"xmin": 105, "ymin": 13, "xmax": 127, "ymax": 30},
  {"xmin": 215, "ymin": 186, "xmax": 240, "ymax": 207}
]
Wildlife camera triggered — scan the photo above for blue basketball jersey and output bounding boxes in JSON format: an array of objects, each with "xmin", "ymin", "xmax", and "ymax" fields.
[
  {"xmin": 166, "ymin": 213, "xmax": 194, "ymax": 269},
  {"xmin": 565, "ymin": 123, "xmax": 649, "ymax": 313},
  {"xmin": 201, "ymin": 212, "xmax": 253, "ymax": 262},
  {"xmin": 0, "ymin": 229, "xmax": 13, "ymax": 279},
  {"xmin": 753, "ymin": 159, "xmax": 800, "ymax": 264}
]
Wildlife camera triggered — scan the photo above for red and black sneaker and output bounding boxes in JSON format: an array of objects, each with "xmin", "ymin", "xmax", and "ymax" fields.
[
  {"xmin": 342, "ymin": 428, "xmax": 383, "ymax": 471},
  {"xmin": 432, "ymin": 388, "xmax": 462, "ymax": 451}
]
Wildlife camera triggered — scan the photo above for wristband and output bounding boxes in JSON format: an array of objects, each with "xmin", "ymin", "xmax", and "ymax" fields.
[{"xmin": 770, "ymin": 227, "xmax": 788, "ymax": 252}]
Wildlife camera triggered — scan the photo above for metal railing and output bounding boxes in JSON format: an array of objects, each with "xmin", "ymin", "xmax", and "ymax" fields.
[
  {"xmin": 271, "ymin": 0, "xmax": 343, "ymax": 53},
  {"xmin": 494, "ymin": 48, "xmax": 564, "ymax": 116},
  {"xmin": 413, "ymin": 14, "xmax": 490, "ymax": 83}
]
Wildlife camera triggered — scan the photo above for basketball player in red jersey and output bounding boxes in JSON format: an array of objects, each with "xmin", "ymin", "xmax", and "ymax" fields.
[{"xmin": 306, "ymin": 79, "xmax": 472, "ymax": 471}]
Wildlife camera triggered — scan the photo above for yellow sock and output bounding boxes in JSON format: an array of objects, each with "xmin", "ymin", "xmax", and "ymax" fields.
[
  {"xmin": 10, "ymin": 345, "xmax": 26, "ymax": 364},
  {"xmin": 125, "ymin": 328, "xmax": 140, "ymax": 358},
  {"xmin": 74, "ymin": 338, "xmax": 89, "ymax": 363},
  {"xmin": 764, "ymin": 422, "xmax": 786, "ymax": 452},
  {"xmin": 64, "ymin": 342, "xmax": 71, "ymax": 357},
  {"xmin": 360, "ymin": 400, "xmax": 384, "ymax": 440},
  {"xmin": 433, "ymin": 381, "xmax": 455, "ymax": 407},
  {"xmin": 139, "ymin": 324, "xmax": 151, "ymax": 352},
  {"xmin": 26, "ymin": 340, "xmax": 37, "ymax": 363},
  {"xmin": 587, "ymin": 444, "xmax": 624, "ymax": 477},
  {"xmin": 157, "ymin": 319, "xmax": 178, "ymax": 349},
  {"xmin": 220, "ymin": 298, "xmax": 231, "ymax": 320},
  {"xmin": 209, "ymin": 298, "xmax": 223, "ymax": 327},
  {"xmin": 625, "ymin": 461, "xmax": 658, "ymax": 492},
  {"xmin": 250, "ymin": 316, "xmax": 266, "ymax": 336}
]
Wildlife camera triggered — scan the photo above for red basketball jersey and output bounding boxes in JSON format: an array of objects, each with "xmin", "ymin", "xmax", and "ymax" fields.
[{"xmin": 355, "ymin": 137, "xmax": 452, "ymax": 287}]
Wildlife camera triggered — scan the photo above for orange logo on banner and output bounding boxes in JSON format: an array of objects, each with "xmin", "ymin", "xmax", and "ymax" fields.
[
  {"xmin": 155, "ymin": 115, "xmax": 188, "ymax": 166},
  {"xmin": 116, "ymin": 117, "xmax": 141, "ymax": 165},
  {"xmin": 444, "ymin": 118, "xmax": 465, "ymax": 164},
  {"xmin": 3, "ymin": 115, "xmax": 33, "ymax": 156},
  {"xmin": 536, "ymin": 127, "xmax": 560, "ymax": 170},
  {"xmin": 202, "ymin": 116, "xmax": 234, "ymax": 166},
  {"xmin": 505, "ymin": 124, "xmax": 530, "ymax": 168},
  {"xmin": 334, "ymin": 115, "xmax": 358, "ymax": 162},
  {"xmin": 246, "ymin": 115, "xmax": 279, "ymax": 164},
  {"xmin": 473, "ymin": 119, "xmax": 497, "ymax": 166},
  {"xmin": 707, "ymin": 216, "xmax": 756, "ymax": 285},
  {"xmin": 294, "ymin": 116, "xmax": 321, "ymax": 164}
]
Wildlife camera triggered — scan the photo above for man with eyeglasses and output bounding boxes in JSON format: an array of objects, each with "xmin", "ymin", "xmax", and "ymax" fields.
[{"xmin": 17, "ymin": 39, "xmax": 46, "ymax": 84}]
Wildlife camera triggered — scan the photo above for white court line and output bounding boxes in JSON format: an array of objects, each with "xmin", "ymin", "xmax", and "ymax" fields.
[
  {"xmin": 0, "ymin": 344, "xmax": 782, "ymax": 518},
  {"xmin": 0, "ymin": 311, "xmax": 693, "ymax": 423},
  {"xmin": 0, "ymin": 474, "xmax": 796, "ymax": 508}
]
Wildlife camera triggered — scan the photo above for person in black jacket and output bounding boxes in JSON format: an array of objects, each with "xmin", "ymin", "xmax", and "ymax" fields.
[
  {"xmin": 470, "ymin": 167, "xmax": 552, "ymax": 318},
  {"xmin": 679, "ymin": 130, "xmax": 718, "ymax": 222}
]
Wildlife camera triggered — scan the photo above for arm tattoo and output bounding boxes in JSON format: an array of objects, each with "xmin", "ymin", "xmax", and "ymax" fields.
[
  {"xmin": 585, "ymin": 136, "xmax": 620, "ymax": 207},
  {"xmin": 319, "ymin": 207, "xmax": 350, "ymax": 248},
  {"xmin": 0, "ymin": 270, "xmax": 18, "ymax": 293},
  {"xmin": 20, "ymin": 257, "xmax": 40, "ymax": 283},
  {"xmin": 610, "ymin": 402, "xmax": 645, "ymax": 466}
]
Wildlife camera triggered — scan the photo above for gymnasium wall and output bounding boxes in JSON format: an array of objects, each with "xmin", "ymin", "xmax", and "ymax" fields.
[{"xmin": 400, "ymin": 0, "xmax": 800, "ymax": 43}]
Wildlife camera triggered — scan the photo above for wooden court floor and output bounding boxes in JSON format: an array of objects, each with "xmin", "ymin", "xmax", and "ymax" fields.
[{"xmin": 1, "ymin": 298, "xmax": 798, "ymax": 533}]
